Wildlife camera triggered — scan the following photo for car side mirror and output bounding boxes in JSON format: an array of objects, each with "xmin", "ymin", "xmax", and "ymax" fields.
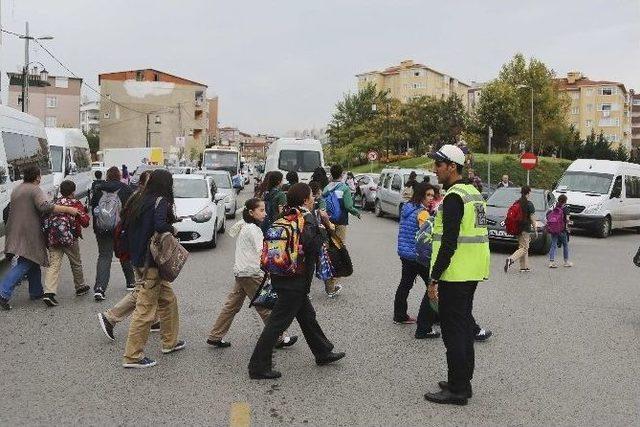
[{"xmin": 214, "ymin": 193, "xmax": 227, "ymax": 203}]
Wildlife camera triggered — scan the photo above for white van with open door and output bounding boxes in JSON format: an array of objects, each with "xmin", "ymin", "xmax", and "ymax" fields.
[
  {"xmin": 0, "ymin": 105, "xmax": 56, "ymax": 258},
  {"xmin": 553, "ymin": 159, "xmax": 640, "ymax": 237},
  {"xmin": 264, "ymin": 138, "xmax": 324, "ymax": 183},
  {"xmin": 46, "ymin": 128, "xmax": 92, "ymax": 198}
]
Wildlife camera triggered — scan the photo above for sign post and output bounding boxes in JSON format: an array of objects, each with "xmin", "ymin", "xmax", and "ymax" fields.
[
  {"xmin": 367, "ymin": 150, "xmax": 378, "ymax": 173},
  {"xmin": 520, "ymin": 152, "xmax": 538, "ymax": 186},
  {"xmin": 487, "ymin": 127, "xmax": 493, "ymax": 189}
]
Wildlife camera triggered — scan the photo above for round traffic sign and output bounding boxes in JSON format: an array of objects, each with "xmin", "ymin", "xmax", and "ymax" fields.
[
  {"xmin": 367, "ymin": 150, "xmax": 378, "ymax": 161},
  {"xmin": 520, "ymin": 152, "xmax": 538, "ymax": 170}
]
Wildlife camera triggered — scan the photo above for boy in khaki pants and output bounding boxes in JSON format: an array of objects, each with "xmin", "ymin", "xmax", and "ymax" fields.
[{"xmin": 43, "ymin": 180, "xmax": 90, "ymax": 306}]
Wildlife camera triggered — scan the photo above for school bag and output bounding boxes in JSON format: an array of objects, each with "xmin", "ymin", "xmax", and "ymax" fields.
[
  {"xmin": 147, "ymin": 198, "xmax": 189, "ymax": 282},
  {"xmin": 505, "ymin": 201, "xmax": 523, "ymax": 235},
  {"xmin": 326, "ymin": 234, "xmax": 353, "ymax": 278},
  {"xmin": 261, "ymin": 211, "xmax": 305, "ymax": 277},
  {"xmin": 324, "ymin": 186, "xmax": 344, "ymax": 223},
  {"xmin": 545, "ymin": 207, "xmax": 565, "ymax": 235},
  {"xmin": 415, "ymin": 217, "xmax": 434, "ymax": 267},
  {"xmin": 42, "ymin": 212, "xmax": 76, "ymax": 247},
  {"xmin": 94, "ymin": 189, "xmax": 122, "ymax": 232}
]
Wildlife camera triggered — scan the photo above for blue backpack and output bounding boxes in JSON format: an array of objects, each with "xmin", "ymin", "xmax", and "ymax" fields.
[
  {"xmin": 415, "ymin": 217, "xmax": 434, "ymax": 267},
  {"xmin": 324, "ymin": 186, "xmax": 344, "ymax": 223}
]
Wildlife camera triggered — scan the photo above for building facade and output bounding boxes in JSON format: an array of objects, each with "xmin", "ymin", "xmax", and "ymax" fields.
[
  {"xmin": 356, "ymin": 60, "xmax": 470, "ymax": 106},
  {"xmin": 98, "ymin": 69, "xmax": 209, "ymax": 160},
  {"xmin": 555, "ymin": 71, "xmax": 630, "ymax": 149},
  {"xmin": 467, "ymin": 82, "xmax": 486, "ymax": 112},
  {"xmin": 6, "ymin": 71, "xmax": 82, "ymax": 127},
  {"xmin": 631, "ymin": 90, "xmax": 640, "ymax": 148},
  {"xmin": 80, "ymin": 100, "xmax": 100, "ymax": 134}
]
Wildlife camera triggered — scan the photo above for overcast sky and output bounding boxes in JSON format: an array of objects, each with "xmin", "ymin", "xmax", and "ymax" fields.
[{"xmin": 1, "ymin": 0, "xmax": 638, "ymax": 135}]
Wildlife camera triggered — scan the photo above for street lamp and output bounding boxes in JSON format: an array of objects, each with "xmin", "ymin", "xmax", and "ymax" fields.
[{"xmin": 18, "ymin": 22, "xmax": 54, "ymax": 113}]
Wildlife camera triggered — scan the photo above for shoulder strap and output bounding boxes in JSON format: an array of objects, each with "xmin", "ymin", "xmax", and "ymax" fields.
[{"xmin": 154, "ymin": 197, "xmax": 162, "ymax": 208}]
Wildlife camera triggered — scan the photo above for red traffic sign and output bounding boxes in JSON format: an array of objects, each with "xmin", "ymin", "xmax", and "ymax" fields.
[
  {"xmin": 367, "ymin": 150, "xmax": 378, "ymax": 161},
  {"xmin": 520, "ymin": 152, "xmax": 538, "ymax": 170}
]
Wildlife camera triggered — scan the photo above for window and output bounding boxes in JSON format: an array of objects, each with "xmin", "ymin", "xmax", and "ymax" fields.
[
  {"xmin": 382, "ymin": 173, "xmax": 391, "ymax": 188},
  {"xmin": 54, "ymin": 77, "xmax": 68, "ymax": 88},
  {"xmin": 599, "ymin": 104, "xmax": 612, "ymax": 111},
  {"xmin": 50, "ymin": 146, "xmax": 63, "ymax": 173},
  {"xmin": 153, "ymin": 73, "xmax": 159, "ymax": 82},
  {"xmin": 571, "ymin": 92, "xmax": 580, "ymax": 100},
  {"xmin": 173, "ymin": 178, "xmax": 209, "ymax": 199},
  {"xmin": 1, "ymin": 132, "xmax": 52, "ymax": 181},
  {"xmin": 135, "ymin": 71, "xmax": 144, "ymax": 81},
  {"xmin": 45, "ymin": 116, "xmax": 57, "ymax": 127},
  {"xmin": 277, "ymin": 150, "xmax": 321, "ymax": 173},
  {"xmin": 412, "ymin": 82, "xmax": 425, "ymax": 89},
  {"xmin": 71, "ymin": 147, "xmax": 91, "ymax": 172},
  {"xmin": 633, "ymin": 99, "xmax": 640, "ymax": 106},
  {"xmin": 625, "ymin": 176, "xmax": 640, "ymax": 198},
  {"xmin": 601, "ymin": 87, "xmax": 613, "ymax": 96},
  {"xmin": 103, "ymin": 112, "xmax": 110, "ymax": 119},
  {"xmin": 612, "ymin": 176, "xmax": 622, "ymax": 198},
  {"xmin": 599, "ymin": 118, "xmax": 620, "ymax": 127},
  {"xmin": 391, "ymin": 174, "xmax": 402, "ymax": 191},
  {"xmin": 46, "ymin": 96, "xmax": 57, "ymax": 108},
  {"xmin": 557, "ymin": 172, "xmax": 613, "ymax": 195},
  {"xmin": 414, "ymin": 71, "xmax": 422, "ymax": 77},
  {"xmin": 571, "ymin": 107, "xmax": 579, "ymax": 115}
]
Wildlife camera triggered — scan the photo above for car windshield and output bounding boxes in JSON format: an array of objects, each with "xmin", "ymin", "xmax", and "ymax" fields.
[
  {"xmin": 211, "ymin": 174, "xmax": 231, "ymax": 189},
  {"xmin": 203, "ymin": 151, "xmax": 238, "ymax": 176},
  {"xmin": 404, "ymin": 173, "xmax": 431, "ymax": 184},
  {"xmin": 487, "ymin": 188, "xmax": 546, "ymax": 211},
  {"xmin": 556, "ymin": 171, "xmax": 613, "ymax": 194},
  {"xmin": 174, "ymin": 178, "xmax": 209, "ymax": 198},
  {"xmin": 50, "ymin": 146, "xmax": 63, "ymax": 173},
  {"xmin": 278, "ymin": 150, "xmax": 321, "ymax": 173}
]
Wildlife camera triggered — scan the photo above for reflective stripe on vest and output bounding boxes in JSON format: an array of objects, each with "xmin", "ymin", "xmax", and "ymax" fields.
[{"xmin": 430, "ymin": 183, "xmax": 490, "ymax": 282}]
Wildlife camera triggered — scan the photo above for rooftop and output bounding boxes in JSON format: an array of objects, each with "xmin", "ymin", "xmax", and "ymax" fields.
[
  {"xmin": 99, "ymin": 68, "xmax": 207, "ymax": 87},
  {"xmin": 356, "ymin": 59, "xmax": 469, "ymax": 86},
  {"xmin": 555, "ymin": 71, "xmax": 626, "ymax": 93}
]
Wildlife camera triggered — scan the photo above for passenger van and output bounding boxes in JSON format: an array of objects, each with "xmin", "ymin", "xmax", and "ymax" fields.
[
  {"xmin": 264, "ymin": 138, "xmax": 324, "ymax": 183},
  {"xmin": 553, "ymin": 159, "xmax": 640, "ymax": 237},
  {"xmin": 375, "ymin": 167, "xmax": 437, "ymax": 218},
  {"xmin": 0, "ymin": 105, "xmax": 56, "ymax": 257},
  {"xmin": 46, "ymin": 128, "xmax": 92, "ymax": 198}
]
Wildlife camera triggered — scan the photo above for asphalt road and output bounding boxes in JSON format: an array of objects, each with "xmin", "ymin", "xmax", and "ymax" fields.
[{"xmin": 1, "ymin": 188, "xmax": 639, "ymax": 426}]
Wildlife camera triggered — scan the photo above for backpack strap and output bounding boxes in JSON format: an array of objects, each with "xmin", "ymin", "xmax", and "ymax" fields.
[{"xmin": 248, "ymin": 273, "xmax": 269, "ymax": 308}]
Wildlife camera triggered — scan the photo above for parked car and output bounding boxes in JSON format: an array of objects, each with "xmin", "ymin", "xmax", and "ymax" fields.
[
  {"xmin": 195, "ymin": 169, "xmax": 238, "ymax": 219},
  {"xmin": 374, "ymin": 168, "xmax": 437, "ymax": 218},
  {"xmin": 173, "ymin": 174, "xmax": 227, "ymax": 248},
  {"xmin": 485, "ymin": 187, "xmax": 554, "ymax": 255},
  {"xmin": 353, "ymin": 173, "xmax": 380, "ymax": 210}
]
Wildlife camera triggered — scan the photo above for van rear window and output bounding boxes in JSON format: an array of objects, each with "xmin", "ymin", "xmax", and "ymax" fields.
[{"xmin": 278, "ymin": 150, "xmax": 321, "ymax": 173}]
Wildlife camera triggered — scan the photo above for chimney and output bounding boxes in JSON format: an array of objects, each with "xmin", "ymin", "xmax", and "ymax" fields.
[
  {"xmin": 400, "ymin": 59, "xmax": 415, "ymax": 68},
  {"xmin": 567, "ymin": 71, "xmax": 583, "ymax": 85}
]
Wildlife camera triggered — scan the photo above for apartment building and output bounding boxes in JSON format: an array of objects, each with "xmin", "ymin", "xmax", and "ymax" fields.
[
  {"xmin": 7, "ymin": 70, "xmax": 82, "ymax": 127},
  {"xmin": 555, "ymin": 71, "xmax": 630, "ymax": 149},
  {"xmin": 98, "ymin": 69, "xmax": 209, "ymax": 157},
  {"xmin": 356, "ymin": 60, "xmax": 470, "ymax": 106},
  {"xmin": 80, "ymin": 100, "xmax": 100, "ymax": 134},
  {"xmin": 208, "ymin": 96, "xmax": 219, "ymax": 144},
  {"xmin": 631, "ymin": 90, "xmax": 640, "ymax": 148}
]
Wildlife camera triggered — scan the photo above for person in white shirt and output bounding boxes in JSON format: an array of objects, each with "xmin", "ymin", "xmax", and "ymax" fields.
[
  {"xmin": 496, "ymin": 175, "xmax": 514, "ymax": 189},
  {"xmin": 206, "ymin": 198, "xmax": 297, "ymax": 348}
]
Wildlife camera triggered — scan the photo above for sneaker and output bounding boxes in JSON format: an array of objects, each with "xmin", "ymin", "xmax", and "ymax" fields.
[
  {"xmin": 393, "ymin": 316, "xmax": 417, "ymax": 325},
  {"xmin": 206, "ymin": 339, "xmax": 231, "ymax": 348},
  {"xmin": 415, "ymin": 328, "xmax": 441, "ymax": 339},
  {"xmin": 126, "ymin": 283, "xmax": 136, "ymax": 291},
  {"xmin": 475, "ymin": 328, "xmax": 493, "ymax": 342},
  {"xmin": 563, "ymin": 261, "xmax": 573, "ymax": 268},
  {"xmin": 503, "ymin": 258, "xmax": 514, "ymax": 273},
  {"xmin": 0, "ymin": 296, "xmax": 11, "ymax": 311},
  {"xmin": 162, "ymin": 340, "xmax": 186, "ymax": 354},
  {"xmin": 42, "ymin": 293, "xmax": 59, "ymax": 307},
  {"xmin": 549, "ymin": 262, "xmax": 558, "ymax": 268},
  {"xmin": 519, "ymin": 268, "xmax": 531, "ymax": 272},
  {"xmin": 275, "ymin": 335, "xmax": 299, "ymax": 349},
  {"xmin": 123, "ymin": 356, "xmax": 157, "ymax": 369},
  {"xmin": 327, "ymin": 285, "xmax": 342, "ymax": 298},
  {"xmin": 75, "ymin": 285, "xmax": 90, "ymax": 296},
  {"xmin": 94, "ymin": 289, "xmax": 105, "ymax": 302},
  {"xmin": 97, "ymin": 313, "xmax": 115, "ymax": 341},
  {"xmin": 150, "ymin": 322, "xmax": 160, "ymax": 332}
]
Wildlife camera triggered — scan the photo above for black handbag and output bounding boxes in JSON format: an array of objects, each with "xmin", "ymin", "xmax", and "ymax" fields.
[
  {"xmin": 327, "ymin": 234, "xmax": 353, "ymax": 278},
  {"xmin": 633, "ymin": 246, "xmax": 640, "ymax": 267},
  {"xmin": 249, "ymin": 275, "xmax": 278, "ymax": 309}
]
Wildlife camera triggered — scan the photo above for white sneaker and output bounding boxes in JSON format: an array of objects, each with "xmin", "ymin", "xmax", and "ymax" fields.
[
  {"xmin": 563, "ymin": 261, "xmax": 573, "ymax": 268},
  {"xmin": 549, "ymin": 262, "xmax": 558, "ymax": 268},
  {"xmin": 327, "ymin": 285, "xmax": 342, "ymax": 298}
]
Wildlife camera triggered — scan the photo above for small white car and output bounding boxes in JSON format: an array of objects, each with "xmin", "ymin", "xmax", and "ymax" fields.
[
  {"xmin": 173, "ymin": 174, "xmax": 227, "ymax": 248},
  {"xmin": 196, "ymin": 170, "xmax": 238, "ymax": 219}
]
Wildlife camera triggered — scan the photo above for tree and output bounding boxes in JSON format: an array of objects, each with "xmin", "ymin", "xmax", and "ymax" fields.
[{"xmin": 84, "ymin": 130, "xmax": 99, "ymax": 154}]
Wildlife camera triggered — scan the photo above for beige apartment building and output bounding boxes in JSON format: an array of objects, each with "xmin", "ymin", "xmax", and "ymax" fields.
[
  {"xmin": 630, "ymin": 90, "xmax": 640, "ymax": 148},
  {"xmin": 99, "ymin": 69, "xmax": 209, "ymax": 159},
  {"xmin": 555, "ymin": 71, "xmax": 630, "ymax": 149},
  {"xmin": 356, "ymin": 60, "xmax": 470, "ymax": 106},
  {"xmin": 7, "ymin": 71, "xmax": 82, "ymax": 127}
]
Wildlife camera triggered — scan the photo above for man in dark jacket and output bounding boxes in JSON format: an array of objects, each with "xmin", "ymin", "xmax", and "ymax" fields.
[{"xmin": 91, "ymin": 166, "xmax": 134, "ymax": 301}]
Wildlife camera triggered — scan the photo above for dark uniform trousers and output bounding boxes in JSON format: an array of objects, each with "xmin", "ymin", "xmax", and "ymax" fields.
[
  {"xmin": 249, "ymin": 288, "xmax": 333, "ymax": 373},
  {"xmin": 439, "ymin": 280, "xmax": 478, "ymax": 394}
]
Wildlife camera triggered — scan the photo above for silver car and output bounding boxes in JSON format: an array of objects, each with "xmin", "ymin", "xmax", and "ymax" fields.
[
  {"xmin": 353, "ymin": 173, "xmax": 380, "ymax": 210},
  {"xmin": 374, "ymin": 168, "xmax": 437, "ymax": 218},
  {"xmin": 195, "ymin": 170, "xmax": 238, "ymax": 219}
]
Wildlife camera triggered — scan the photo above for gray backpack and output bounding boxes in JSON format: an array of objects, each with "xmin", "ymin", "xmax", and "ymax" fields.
[{"xmin": 94, "ymin": 189, "xmax": 121, "ymax": 232}]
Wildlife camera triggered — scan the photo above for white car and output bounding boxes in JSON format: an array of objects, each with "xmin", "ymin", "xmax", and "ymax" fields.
[
  {"xmin": 195, "ymin": 170, "xmax": 238, "ymax": 219},
  {"xmin": 173, "ymin": 174, "xmax": 227, "ymax": 248}
]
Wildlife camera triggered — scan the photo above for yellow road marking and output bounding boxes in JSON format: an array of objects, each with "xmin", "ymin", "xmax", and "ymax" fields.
[{"xmin": 230, "ymin": 402, "xmax": 251, "ymax": 427}]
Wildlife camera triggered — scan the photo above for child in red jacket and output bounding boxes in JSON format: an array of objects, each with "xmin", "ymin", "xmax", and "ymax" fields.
[{"xmin": 42, "ymin": 180, "xmax": 90, "ymax": 306}]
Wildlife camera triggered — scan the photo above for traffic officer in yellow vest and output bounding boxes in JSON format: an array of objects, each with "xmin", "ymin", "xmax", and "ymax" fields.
[{"xmin": 424, "ymin": 144, "xmax": 490, "ymax": 406}]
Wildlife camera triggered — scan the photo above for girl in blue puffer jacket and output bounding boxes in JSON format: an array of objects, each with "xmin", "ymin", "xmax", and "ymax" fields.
[{"xmin": 393, "ymin": 182, "xmax": 440, "ymax": 339}]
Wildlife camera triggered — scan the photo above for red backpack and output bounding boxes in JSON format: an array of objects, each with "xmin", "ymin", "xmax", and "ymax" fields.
[{"xmin": 505, "ymin": 201, "xmax": 523, "ymax": 235}]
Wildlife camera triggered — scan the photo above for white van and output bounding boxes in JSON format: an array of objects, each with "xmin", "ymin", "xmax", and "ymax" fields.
[
  {"xmin": 264, "ymin": 138, "xmax": 324, "ymax": 183},
  {"xmin": 0, "ymin": 105, "xmax": 56, "ymax": 257},
  {"xmin": 46, "ymin": 128, "xmax": 92, "ymax": 198},
  {"xmin": 553, "ymin": 159, "xmax": 640, "ymax": 237}
]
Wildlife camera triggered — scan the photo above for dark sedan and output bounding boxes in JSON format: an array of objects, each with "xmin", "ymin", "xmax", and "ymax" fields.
[{"xmin": 485, "ymin": 187, "xmax": 555, "ymax": 255}]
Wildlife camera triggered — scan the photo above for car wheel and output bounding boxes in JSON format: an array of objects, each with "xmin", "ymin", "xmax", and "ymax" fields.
[
  {"xmin": 374, "ymin": 200, "xmax": 383, "ymax": 217},
  {"xmin": 229, "ymin": 201, "xmax": 237, "ymax": 219},
  {"xmin": 218, "ymin": 216, "xmax": 226, "ymax": 234},
  {"xmin": 597, "ymin": 216, "xmax": 611, "ymax": 238},
  {"xmin": 206, "ymin": 220, "xmax": 218, "ymax": 248}
]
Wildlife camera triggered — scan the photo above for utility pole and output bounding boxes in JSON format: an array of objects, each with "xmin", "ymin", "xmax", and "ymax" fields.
[
  {"xmin": 386, "ymin": 102, "xmax": 390, "ymax": 160},
  {"xmin": 22, "ymin": 22, "xmax": 29, "ymax": 112},
  {"xmin": 487, "ymin": 126, "xmax": 493, "ymax": 188},
  {"xmin": 146, "ymin": 113, "xmax": 150, "ymax": 148}
]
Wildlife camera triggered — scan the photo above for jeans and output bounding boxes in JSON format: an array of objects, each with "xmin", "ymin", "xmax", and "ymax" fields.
[
  {"xmin": 393, "ymin": 258, "xmax": 437, "ymax": 332},
  {"xmin": 549, "ymin": 232, "xmax": 569, "ymax": 262},
  {"xmin": 439, "ymin": 281, "xmax": 477, "ymax": 394},
  {"xmin": 0, "ymin": 257, "xmax": 43, "ymax": 300},
  {"xmin": 95, "ymin": 234, "xmax": 135, "ymax": 292}
]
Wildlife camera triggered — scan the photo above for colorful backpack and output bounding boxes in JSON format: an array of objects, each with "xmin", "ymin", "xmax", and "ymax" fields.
[
  {"xmin": 261, "ymin": 211, "xmax": 305, "ymax": 277},
  {"xmin": 43, "ymin": 212, "xmax": 76, "ymax": 247},
  {"xmin": 505, "ymin": 201, "xmax": 523, "ymax": 235},
  {"xmin": 415, "ymin": 216, "xmax": 434, "ymax": 267},
  {"xmin": 546, "ymin": 206, "xmax": 565, "ymax": 235}
]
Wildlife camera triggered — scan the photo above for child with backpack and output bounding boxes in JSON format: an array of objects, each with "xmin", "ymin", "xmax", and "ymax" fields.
[
  {"xmin": 42, "ymin": 180, "xmax": 91, "ymax": 307},
  {"xmin": 547, "ymin": 194, "xmax": 572, "ymax": 268},
  {"xmin": 504, "ymin": 186, "xmax": 537, "ymax": 273},
  {"xmin": 206, "ymin": 198, "xmax": 298, "ymax": 349}
]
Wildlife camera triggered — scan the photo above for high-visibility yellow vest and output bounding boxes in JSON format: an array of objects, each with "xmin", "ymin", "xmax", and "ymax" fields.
[{"xmin": 430, "ymin": 183, "xmax": 490, "ymax": 282}]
